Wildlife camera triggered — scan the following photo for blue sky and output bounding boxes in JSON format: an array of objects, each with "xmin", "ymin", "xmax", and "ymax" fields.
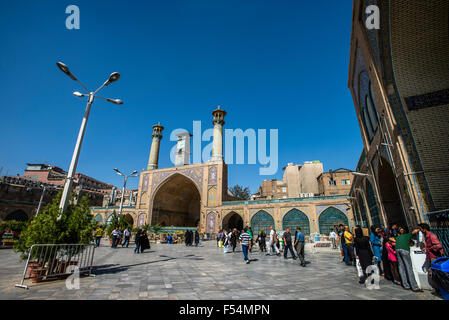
[{"xmin": 0, "ymin": 0, "xmax": 362, "ymax": 193}]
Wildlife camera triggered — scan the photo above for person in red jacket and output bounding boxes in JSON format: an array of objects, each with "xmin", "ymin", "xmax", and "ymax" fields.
[{"xmin": 418, "ymin": 223, "xmax": 444, "ymax": 294}]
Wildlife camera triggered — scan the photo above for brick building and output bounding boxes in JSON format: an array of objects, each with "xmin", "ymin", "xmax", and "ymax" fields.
[{"xmin": 347, "ymin": 0, "xmax": 449, "ymax": 244}]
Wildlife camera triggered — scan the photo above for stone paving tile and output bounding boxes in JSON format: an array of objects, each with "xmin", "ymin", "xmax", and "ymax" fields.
[{"xmin": 0, "ymin": 240, "xmax": 442, "ymax": 300}]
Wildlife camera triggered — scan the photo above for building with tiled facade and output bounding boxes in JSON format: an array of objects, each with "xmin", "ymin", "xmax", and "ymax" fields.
[
  {"xmin": 347, "ymin": 0, "xmax": 449, "ymax": 250},
  {"xmin": 91, "ymin": 107, "xmax": 355, "ymax": 236}
]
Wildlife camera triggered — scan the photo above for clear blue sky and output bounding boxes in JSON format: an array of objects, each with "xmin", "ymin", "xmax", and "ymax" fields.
[{"xmin": 0, "ymin": 0, "xmax": 362, "ymax": 193}]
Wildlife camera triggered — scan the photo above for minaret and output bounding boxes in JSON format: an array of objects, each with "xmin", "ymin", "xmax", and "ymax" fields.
[
  {"xmin": 147, "ymin": 123, "xmax": 164, "ymax": 170},
  {"xmin": 211, "ymin": 106, "xmax": 226, "ymax": 162}
]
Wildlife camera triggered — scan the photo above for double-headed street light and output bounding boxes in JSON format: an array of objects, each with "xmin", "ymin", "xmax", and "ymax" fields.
[
  {"xmin": 56, "ymin": 62, "xmax": 123, "ymax": 217},
  {"xmin": 114, "ymin": 168, "xmax": 138, "ymax": 217}
]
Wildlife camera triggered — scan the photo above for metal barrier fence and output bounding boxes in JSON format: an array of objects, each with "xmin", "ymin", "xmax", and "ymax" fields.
[{"xmin": 15, "ymin": 243, "xmax": 95, "ymax": 289}]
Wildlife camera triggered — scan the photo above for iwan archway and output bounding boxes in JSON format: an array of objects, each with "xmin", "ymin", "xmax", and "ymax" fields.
[
  {"xmin": 151, "ymin": 173, "xmax": 201, "ymax": 227},
  {"xmin": 282, "ymin": 209, "xmax": 310, "ymax": 235},
  {"xmin": 250, "ymin": 210, "xmax": 275, "ymax": 236},
  {"xmin": 222, "ymin": 212, "xmax": 243, "ymax": 231},
  {"xmin": 318, "ymin": 207, "xmax": 349, "ymax": 235}
]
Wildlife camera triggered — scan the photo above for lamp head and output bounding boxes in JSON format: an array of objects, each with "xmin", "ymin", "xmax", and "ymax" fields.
[
  {"xmin": 73, "ymin": 91, "xmax": 86, "ymax": 97},
  {"xmin": 106, "ymin": 98, "xmax": 123, "ymax": 105},
  {"xmin": 105, "ymin": 72, "xmax": 120, "ymax": 86},
  {"xmin": 56, "ymin": 62, "xmax": 77, "ymax": 81}
]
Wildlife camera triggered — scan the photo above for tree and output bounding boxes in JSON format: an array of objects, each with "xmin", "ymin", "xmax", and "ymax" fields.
[
  {"xmin": 229, "ymin": 185, "xmax": 251, "ymax": 200},
  {"xmin": 105, "ymin": 211, "xmax": 132, "ymax": 237},
  {"xmin": 150, "ymin": 223, "xmax": 163, "ymax": 234},
  {"xmin": 15, "ymin": 191, "xmax": 95, "ymax": 260}
]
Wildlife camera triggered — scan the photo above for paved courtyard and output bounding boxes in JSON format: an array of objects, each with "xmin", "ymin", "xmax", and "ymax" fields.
[{"xmin": 0, "ymin": 240, "xmax": 441, "ymax": 300}]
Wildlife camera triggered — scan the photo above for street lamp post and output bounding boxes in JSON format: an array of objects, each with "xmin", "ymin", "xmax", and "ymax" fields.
[
  {"xmin": 36, "ymin": 185, "xmax": 47, "ymax": 216},
  {"xmin": 56, "ymin": 62, "xmax": 123, "ymax": 217},
  {"xmin": 114, "ymin": 168, "xmax": 138, "ymax": 217}
]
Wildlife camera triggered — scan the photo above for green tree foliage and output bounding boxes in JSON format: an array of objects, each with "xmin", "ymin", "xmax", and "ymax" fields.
[
  {"xmin": 15, "ymin": 191, "xmax": 95, "ymax": 260},
  {"xmin": 0, "ymin": 220, "xmax": 28, "ymax": 235},
  {"xmin": 150, "ymin": 223, "xmax": 163, "ymax": 234},
  {"xmin": 229, "ymin": 185, "xmax": 251, "ymax": 200},
  {"xmin": 105, "ymin": 211, "xmax": 132, "ymax": 237}
]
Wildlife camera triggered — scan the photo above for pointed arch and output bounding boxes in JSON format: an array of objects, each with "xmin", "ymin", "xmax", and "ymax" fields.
[
  {"xmin": 250, "ymin": 210, "xmax": 275, "ymax": 236},
  {"xmin": 318, "ymin": 206, "xmax": 349, "ymax": 235},
  {"xmin": 282, "ymin": 208, "xmax": 310, "ymax": 235}
]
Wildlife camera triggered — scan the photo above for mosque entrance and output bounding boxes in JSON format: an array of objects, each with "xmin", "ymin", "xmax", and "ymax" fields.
[
  {"xmin": 378, "ymin": 158, "xmax": 408, "ymax": 229},
  {"xmin": 152, "ymin": 174, "xmax": 201, "ymax": 227},
  {"xmin": 222, "ymin": 212, "xmax": 244, "ymax": 231}
]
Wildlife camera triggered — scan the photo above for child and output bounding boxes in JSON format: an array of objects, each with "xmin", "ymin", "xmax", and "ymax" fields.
[{"xmin": 385, "ymin": 237, "xmax": 401, "ymax": 285}]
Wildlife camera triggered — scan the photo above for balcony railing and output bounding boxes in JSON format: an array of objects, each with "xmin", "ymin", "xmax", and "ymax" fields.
[{"xmin": 222, "ymin": 195, "xmax": 348, "ymax": 206}]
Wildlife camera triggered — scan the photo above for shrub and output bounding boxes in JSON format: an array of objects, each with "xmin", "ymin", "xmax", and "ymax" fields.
[{"xmin": 14, "ymin": 191, "xmax": 95, "ymax": 260}]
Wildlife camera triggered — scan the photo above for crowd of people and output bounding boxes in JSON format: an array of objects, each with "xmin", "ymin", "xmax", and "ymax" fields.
[
  {"xmin": 184, "ymin": 229, "xmax": 200, "ymax": 246},
  {"xmin": 95, "ymin": 221, "xmax": 446, "ymax": 296},
  {"xmin": 336, "ymin": 222, "xmax": 445, "ymax": 295},
  {"xmin": 216, "ymin": 225, "xmax": 307, "ymax": 266}
]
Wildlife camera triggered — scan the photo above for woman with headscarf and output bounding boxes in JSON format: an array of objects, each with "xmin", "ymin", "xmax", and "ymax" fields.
[
  {"xmin": 354, "ymin": 226, "xmax": 374, "ymax": 284},
  {"xmin": 380, "ymin": 230, "xmax": 393, "ymax": 281},
  {"xmin": 369, "ymin": 225, "xmax": 383, "ymax": 276},
  {"xmin": 230, "ymin": 228, "xmax": 238, "ymax": 253},
  {"xmin": 140, "ymin": 230, "xmax": 150, "ymax": 253},
  {"xmin": 194, "ymin": 230, "xmax": 200, "ymax": 246},
  {"xmin": 134, "ymin": 229, "xmax": 142, "ymax": 254}
]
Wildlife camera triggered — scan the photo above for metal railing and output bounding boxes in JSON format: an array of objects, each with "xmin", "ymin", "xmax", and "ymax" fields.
[
  {"xmin": 222, "ymin": 195, "xmax": 348, "ymax": 206},
  {"xmin": 15, "ymin": 243, "xmax": 95, "ymax": 289}
]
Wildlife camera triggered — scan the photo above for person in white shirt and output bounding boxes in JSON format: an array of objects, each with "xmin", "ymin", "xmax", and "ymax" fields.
[
  {"xmin": 329, "ymin": 229, "xmax": 338, "ymax": 249},
  {"xmin": 267, "ymin": 226, "xmax": 280, "ymax": 256}
]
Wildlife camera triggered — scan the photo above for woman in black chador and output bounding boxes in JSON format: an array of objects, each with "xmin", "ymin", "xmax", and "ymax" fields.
[
  {"xmin": 354, "ymin": 227, "xmax": 374, "ymax": 284},
  {"xmin": 140, "ymin": 230, "xmax": 150, "ymax": 253}
]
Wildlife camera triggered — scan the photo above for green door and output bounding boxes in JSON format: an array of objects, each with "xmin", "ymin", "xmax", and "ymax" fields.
[
  {"xmin": 250, "ymin": 210, "xmax": 275, "ymax": 236},
  {"xmin": 318, "ymin": 207, "xmax": 348, "ymax": 235},
  {"xmin": 282, "ymin": 209, "xmax": 310, "ymax": 235}
]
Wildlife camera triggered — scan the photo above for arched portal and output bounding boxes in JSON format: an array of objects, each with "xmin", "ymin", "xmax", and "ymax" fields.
[
  {"xmin": 378, "ymin": 158, "xmax": 407, "ymax": 228},
  {"xmin": 282, "ymin": 209, "xmax": 310, "ymax": 235},
  {"xmin": 5, "ymin": 210, "xmax": 28, "ymax": 221},
  {"xmin": 94, "ymin": 214, "xmax": 103, "ymax": 224},
  {"xmin": 123, "ymin": 214, "xmax": 134, "ymax": 227},
  {"xmin": 106, "ymin": 214, "xmax": 114, "ymax": 226},
  {"xmin": 250, "ymin": 210, "xmax": 275, "ymax": 236},
  {"xmin": 366, "ymin": 180, "xmax": 382, "ymax": 228},
  {"xmin": 318, "ymin": 207, "xmax": 349, "ymax": 235},
  {"xmin": 222, "ymin": 212, "xmax": 243, "ymax": 231},
  {"xmin": 152, "ymin": 174, "xmax": 201, "ymax": 227}
]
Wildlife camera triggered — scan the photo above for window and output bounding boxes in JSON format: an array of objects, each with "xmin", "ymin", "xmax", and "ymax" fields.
[
  {"xmin": 328, "ymin": 180, "xmax": 336, "ymax": 186},
  {"xmin": 282, "ymin": 187, "xmax": 287, "ymax": 193},
  {"xmin": 342, "ymin": 179, "xmax": 351, "ymax": 185}
]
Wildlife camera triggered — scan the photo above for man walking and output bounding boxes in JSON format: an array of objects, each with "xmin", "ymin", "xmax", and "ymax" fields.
[
  {"xmin": 267, "ymin": 226, "xmax": 280, "ymax": 256},
  {"xmin": 282, "ymin": 227, "xmax": 297, "ymax": 260},
  {"xmin": 344, "ymin": 226, "xmax": 355, "ymax": 266},
  {"xmin": 122, "ymin": 227, "xmax": 131, "ymax": 248},
  {"xmin": 294, "ymin": 227, "xmax": 306, "ymax": 267},
  {"xmin": 329, "ymin": 228, "xmax": 337, "ymax": 249},
  {"xmin": 239, "ymin": 227, "xmax": 252, "ymax": 264},
  {"xmin": 94, "ymin": 226, "xmax": 103, "ymax": 248},
  {"xmin": 395, "ymin": 226, "xmax": 423, "ymax": 292},
  {"xmin": 111, "ymin": 227, "xmax": 120, "ymax": 248}
]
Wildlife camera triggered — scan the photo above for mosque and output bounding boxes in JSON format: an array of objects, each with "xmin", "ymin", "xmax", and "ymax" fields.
[{"xmin": 91, "ymin": 107, "xmax": 354, "ymax": 236}]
